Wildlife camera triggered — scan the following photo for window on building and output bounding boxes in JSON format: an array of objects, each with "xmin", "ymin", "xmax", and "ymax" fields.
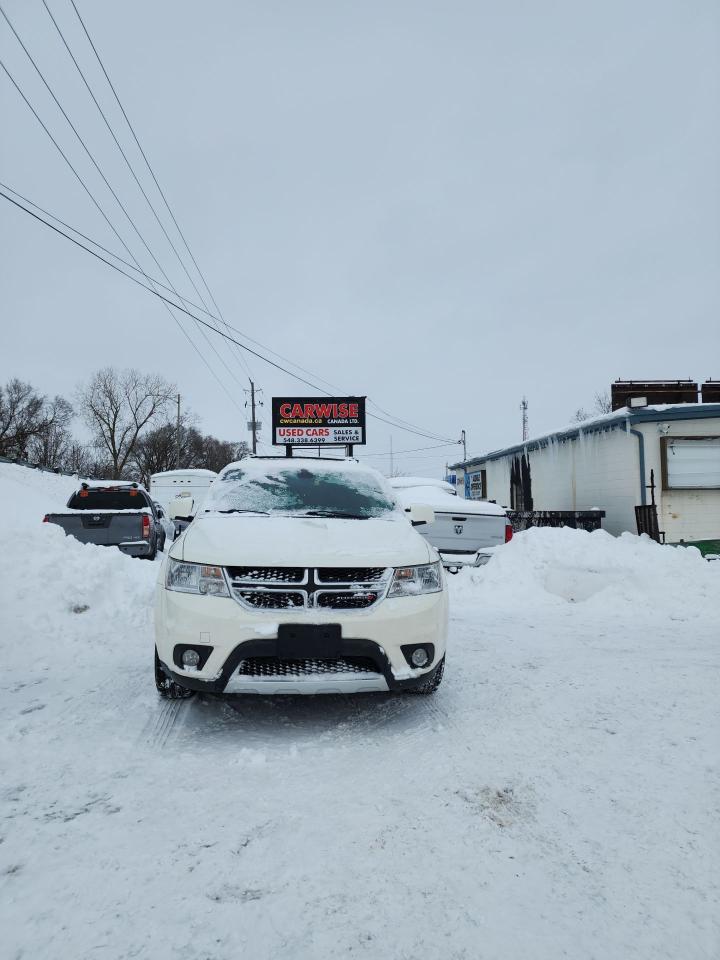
[{"xmin": 661, "ymin": 437, "xmax": 720, "ymax": 489}]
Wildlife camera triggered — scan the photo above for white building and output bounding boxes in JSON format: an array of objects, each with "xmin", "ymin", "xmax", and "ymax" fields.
[{"xmin": 449, "ymin": 404, "xmax": 720, "ymax": 553}]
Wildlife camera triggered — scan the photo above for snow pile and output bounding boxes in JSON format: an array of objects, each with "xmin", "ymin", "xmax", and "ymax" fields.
[
  {"xmin": 452, "ymin": 526, "xmax": 718, "ymax": 616},
  {"xmin": 0, "ymin": 521, "xmax": 157, "ymax": 646},
  {"xmin": 0, "ymin": 461, "xmax": 157, "ymax": 667},
  {"xmin": 0, "ymin": 461, "xmax": 82, "ymax": 519}
]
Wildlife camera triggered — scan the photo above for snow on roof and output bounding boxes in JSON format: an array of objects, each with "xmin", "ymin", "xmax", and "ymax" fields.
[
  {"xmin": 388, "ymin": 476, "xmax": 457, "ymax": 493},
  {"xmin": 150, "ymin": 469, "xmax": 217, "ymax": 479},
  {"xmin": 219, "ymin": 455, "xmax": 382, "ymax": 478},
  {"xmin": 450, "ymin": 402, "xmax": 720, "ymax": 468},
  {"xmin": 394, "ymin": 484, "xmax": 507, "ymax": 516}
]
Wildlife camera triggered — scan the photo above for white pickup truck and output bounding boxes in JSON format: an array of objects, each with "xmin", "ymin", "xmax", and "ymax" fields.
[{"xmin": 389, "ymin": 476, "xmax": 512, "ymax": 570}]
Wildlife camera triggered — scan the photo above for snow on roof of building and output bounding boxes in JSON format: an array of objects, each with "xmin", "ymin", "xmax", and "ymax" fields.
[{"xmin": 450, "ymin": 402, "xmax": 720, "ymax": 469}]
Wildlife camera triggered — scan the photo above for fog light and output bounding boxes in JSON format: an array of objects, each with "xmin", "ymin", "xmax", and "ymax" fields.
[
  {"xmin": 411, "ymin": 648, "xmax": 429, "ymax": 668},
  {"xmin": 182, "ymin": 649, "xmax": 201, "ymax": 668}
]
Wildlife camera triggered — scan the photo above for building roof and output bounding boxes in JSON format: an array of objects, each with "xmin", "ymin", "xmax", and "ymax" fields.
[{"xmin": 449, "ymin": 403, "xmax": 720, "ymax": 469}]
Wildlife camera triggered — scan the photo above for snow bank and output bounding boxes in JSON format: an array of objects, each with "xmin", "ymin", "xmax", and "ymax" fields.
[
  {"xmin": 0, "ymin": 461, "xmax": 82, "ymax": 518},
  {"xmin": 0, "ymin": 462, "xmax": 157, "ymax": 660},
  {"xmin": 452, "ymin": 525, "xmax": 718, "ymax": 617}
]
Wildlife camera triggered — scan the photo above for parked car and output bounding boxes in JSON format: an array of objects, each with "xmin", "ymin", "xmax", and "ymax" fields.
[
  {"xmin": 154, "ymin": 457, "xmax": 448, "ymax": 698},
  {"xmin": 44, "ymin": 481, "xmax": 166, "ymax": 559},
  {"xmin": 153, "ymin": 501, "xmax": 176, "ymax": 544},
  {"xmin": 389, "ymin": 476, "xmax": 512, "ymax": 571}
]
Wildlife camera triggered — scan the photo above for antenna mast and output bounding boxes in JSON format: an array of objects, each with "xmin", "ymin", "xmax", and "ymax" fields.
[{"xmin": 521, "ymin": 396, "xmax": 529, "ymax": 442}]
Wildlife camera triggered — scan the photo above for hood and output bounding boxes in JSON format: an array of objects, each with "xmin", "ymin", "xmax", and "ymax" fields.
[{"xmin": 172, "ymin": 514, "xmax": 435, "ymax": 567}]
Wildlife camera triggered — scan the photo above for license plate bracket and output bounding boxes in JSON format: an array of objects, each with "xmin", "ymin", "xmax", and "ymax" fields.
[{"xmin": 277, "ymin": 623, "xmax": 342, "ymax": 659}]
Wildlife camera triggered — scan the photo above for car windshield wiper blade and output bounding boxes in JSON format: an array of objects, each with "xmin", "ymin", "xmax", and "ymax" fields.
[
  {"xmin": 212, "ymin": 508, "xmax": 270, "ymax": 515},
  {"xmin": 302, "ymin": 510, "xmax": 369, "ymax": 519}
]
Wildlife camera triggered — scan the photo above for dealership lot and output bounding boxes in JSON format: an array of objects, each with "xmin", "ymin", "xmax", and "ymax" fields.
[{"xmin": 1, "ymin": 462, "xmax": 718, "ymax": 960}]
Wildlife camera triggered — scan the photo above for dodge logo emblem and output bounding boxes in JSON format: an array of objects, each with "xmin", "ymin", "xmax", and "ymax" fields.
[{"xmin": 454, "ymin": 524, "xmax": 463, "ymax": 535}]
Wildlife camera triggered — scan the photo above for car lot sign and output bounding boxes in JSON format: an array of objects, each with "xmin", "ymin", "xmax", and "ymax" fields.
[{"xmin": 272, "ymin": 397, "xmax": 366, "ymax": 447}]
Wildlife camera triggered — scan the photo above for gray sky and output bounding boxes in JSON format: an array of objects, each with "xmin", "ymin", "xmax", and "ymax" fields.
[{"xmin": 2, "ymin": 0, "xmax": 719, "ymax": 474}]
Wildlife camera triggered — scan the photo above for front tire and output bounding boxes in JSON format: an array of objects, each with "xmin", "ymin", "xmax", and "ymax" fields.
[
  {"xmin": 155, "ymin": 648, "xmax": 194, "ymax": 699},
  {"xmin": 406, "ymin": 656, "xmax": 445, "ymax": 694}
]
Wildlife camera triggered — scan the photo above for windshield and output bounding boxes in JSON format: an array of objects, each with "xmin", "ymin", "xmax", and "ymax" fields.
[{"xmin": 202, "ymin": 464, "xmax": 398, "ymax": 519}]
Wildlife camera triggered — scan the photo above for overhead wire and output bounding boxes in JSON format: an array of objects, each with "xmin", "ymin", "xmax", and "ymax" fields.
[
  {"xmin": 0, "ymin": 178, "xmax": 456, "ymax": 442},
  {"xmin": 66, "ymin": 0, "xmax": 253, "ymax": 380},
  {"xmin": 0, "ymin": 6, "xmax": 247, "ymax": 410},
  {"xmin": 48, "ymin": 2, "xmax": 452, "ymax": 441},
  {"xmin": 0, "ymin": 186, "xmax": 459, "ymax": 445},
  {"xmin": 3, "ymin": 3, "xmax": 456, "ymax": 444}
]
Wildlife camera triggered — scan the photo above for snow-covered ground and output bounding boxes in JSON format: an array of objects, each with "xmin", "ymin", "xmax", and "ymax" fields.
[{"xmin": 0, "ymin": 462, "xmax": 718, "ymax": 960}]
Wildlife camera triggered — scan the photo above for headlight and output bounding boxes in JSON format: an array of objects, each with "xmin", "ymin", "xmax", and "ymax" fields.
[
  {"xmin": 166, "ymin": 559, "xmax": 229, "ymax": 597},
  {"xmin": 388, "ymin": 561, "xmax": 443, "ymax": 598}
]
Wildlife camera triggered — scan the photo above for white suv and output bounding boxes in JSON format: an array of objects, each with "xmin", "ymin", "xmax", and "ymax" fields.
[{"xmin": 154, "ymin": 457, "xmax": 448, "ymax": 697}]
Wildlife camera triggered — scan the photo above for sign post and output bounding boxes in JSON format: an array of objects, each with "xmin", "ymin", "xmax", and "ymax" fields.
[{"xmin": 271, "ymin": 397, "xmax": 366, "ymax": 457}]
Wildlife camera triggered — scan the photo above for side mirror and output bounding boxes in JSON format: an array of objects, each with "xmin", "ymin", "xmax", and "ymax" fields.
[{"xmin": 408, "ymin": 503, "xmax": 435, "ymax": 527}]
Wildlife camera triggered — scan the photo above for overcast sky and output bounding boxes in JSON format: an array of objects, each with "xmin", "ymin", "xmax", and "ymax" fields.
[{"xmin": 1, "ymin": 0, "xmax": 719, "ymax": 474}]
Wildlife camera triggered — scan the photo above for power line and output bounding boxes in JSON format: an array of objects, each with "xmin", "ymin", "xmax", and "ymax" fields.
[
  {"xmin": 42, "ymin": 0, "xmax": 252, "ymax": 376},
  {"xmin": 2, "ymin": 3, "xmax": 453, "ymax": 443},
  {"xmin": 67, "ymin": 0, "xmax": 253, "ymax": 380},
  {"xmin": 34, "ymin": 3, "xmax": 451, "ymax": 441},
  {"xmin": 0, "ymin": 187, "xmax": 458, "ymax": 441},
  {"xmin": 361, "ymin": 442, "xmax": 459, "ymax": 458},
  {"xmin": 0, "ymin": 13, "xmax": 247, "ymax": 410}
]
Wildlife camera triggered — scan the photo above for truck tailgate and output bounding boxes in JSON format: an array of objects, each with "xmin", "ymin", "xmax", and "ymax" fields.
[
  {"xmin": 422, "ymin": 509, "xmax": 506, "ymax": 552},
  {"xmin": 46, "ymin": 512, "xmax": 145, "ymax": 546}
]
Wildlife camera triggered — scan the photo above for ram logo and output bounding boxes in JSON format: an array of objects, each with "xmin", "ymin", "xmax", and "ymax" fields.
[{"xmin": 454, "ymin": 524, "xmax": 464, "ymax": 535}]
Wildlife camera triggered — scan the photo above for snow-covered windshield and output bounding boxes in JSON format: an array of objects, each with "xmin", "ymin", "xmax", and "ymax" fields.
[{"xmin": 202, "ymin": 462, "xmax": 398, "ymax": 519}]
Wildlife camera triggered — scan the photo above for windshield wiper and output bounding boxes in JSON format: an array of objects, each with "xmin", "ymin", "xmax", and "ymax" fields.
[
  {"xmin": 212, "ymin": 508, "xmax": 270, "ymax": 515},
  {"xmin": 302, "ymin": 510, "xmax": 369, "ymax": 519}
]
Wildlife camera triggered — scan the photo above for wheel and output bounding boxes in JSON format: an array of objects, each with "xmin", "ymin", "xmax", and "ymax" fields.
[
  {"xmin": 145, "ymin": 535, "xmax": 158, "ymax": 561},
  {"xmin": 406, "ymin": 656, "xmax": 445, "ymax": 694},
  {"xmin": 158, "ymin": 531, "xmax": 166, "ymax": 553},
  {"xmin": 155, "ymin": 647, "xmax": 194, "ymax": 699}
]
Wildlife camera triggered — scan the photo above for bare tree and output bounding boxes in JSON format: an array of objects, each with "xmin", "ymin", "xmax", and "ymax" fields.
[
  {"xmin": 593, "ymin": 390, "xmax": 612, "ymax": 414},
  {"xmin": 63, "ymin": 442, "xmax": 96, "ymax": 478},
  {"xmin": 130, "ymin": 421, "xmax": 248, "ymax": 485},
  {"xmin": 77, "ymin": 368, "xmax": 175, "ymax": 479},
  {"xmin": 0, "ymin": 379, "xmax": 47, "ymax": 458},
  {"xmin": 571, "ymin": 390, "xmax": 612, "ymax": 423},
  {"xmin": 29, "ymin": 396, "xmax": 74, "ymax": 469}
]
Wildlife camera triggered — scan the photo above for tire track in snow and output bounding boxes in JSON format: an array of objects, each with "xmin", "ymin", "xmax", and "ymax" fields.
[{"xmin": 141, "ymin": 698, "xmax": 186, "ymax": 748}]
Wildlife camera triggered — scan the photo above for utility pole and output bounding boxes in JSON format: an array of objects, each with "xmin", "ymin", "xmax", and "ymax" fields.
[
  {"xmin": 390, "ymin": 435, "xmax": 393, "ymax": 476},
  {"xmin": 250, "ymin": 380, "xmax": 257, "ymax": 455},
  {"xmin": 175, "ymin": 393, "xmax": 181, "ymax": 468},
  {"xmin": 245, "ymin": 380, "xmax": 263, "ymax": 455},
  {"xmin": 521, "ymin": 396, "xmax": 529, "ymax": 442},
  {"xmin": 460, "ymin": 429, "xmax": 467, "ymax": 461}
]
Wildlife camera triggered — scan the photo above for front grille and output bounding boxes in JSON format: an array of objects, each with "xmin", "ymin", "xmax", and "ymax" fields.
[
  {"xmin": 228, "ymin": 567, "xmax": 390, "ymax": 611},
  {"xmin": 227, "ymin": 566, "xmax": 305, "ymax": 583},
  {"xmin": 237, "ymin": 656, "xmax": 380, "ymax": 678},
  {"xmin": 317, "ymin": 567, "xmax": 386, "ymax": 583},
  {"xmin": 236, "ymin": 590, "xmax": 305, "ymax": 609},
  {"xmin": 316, "ymin": 591, "xmax": 379, "ymax": 609}
]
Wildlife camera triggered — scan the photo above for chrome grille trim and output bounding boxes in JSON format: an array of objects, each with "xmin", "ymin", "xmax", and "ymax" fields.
[{"xmin": 226, "ymin": 567, "xmax": 392, "ymax": 612}]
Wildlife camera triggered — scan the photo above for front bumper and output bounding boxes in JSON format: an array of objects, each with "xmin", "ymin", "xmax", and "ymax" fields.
[{"xmin": 155, "ymin": 585, "xmax": 448, "ymax": 695}]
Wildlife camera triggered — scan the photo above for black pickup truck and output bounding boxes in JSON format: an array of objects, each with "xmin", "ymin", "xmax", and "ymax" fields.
[{"xmin": 43, "ymin": 482, "xmax": 166, "ymax": 559}]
